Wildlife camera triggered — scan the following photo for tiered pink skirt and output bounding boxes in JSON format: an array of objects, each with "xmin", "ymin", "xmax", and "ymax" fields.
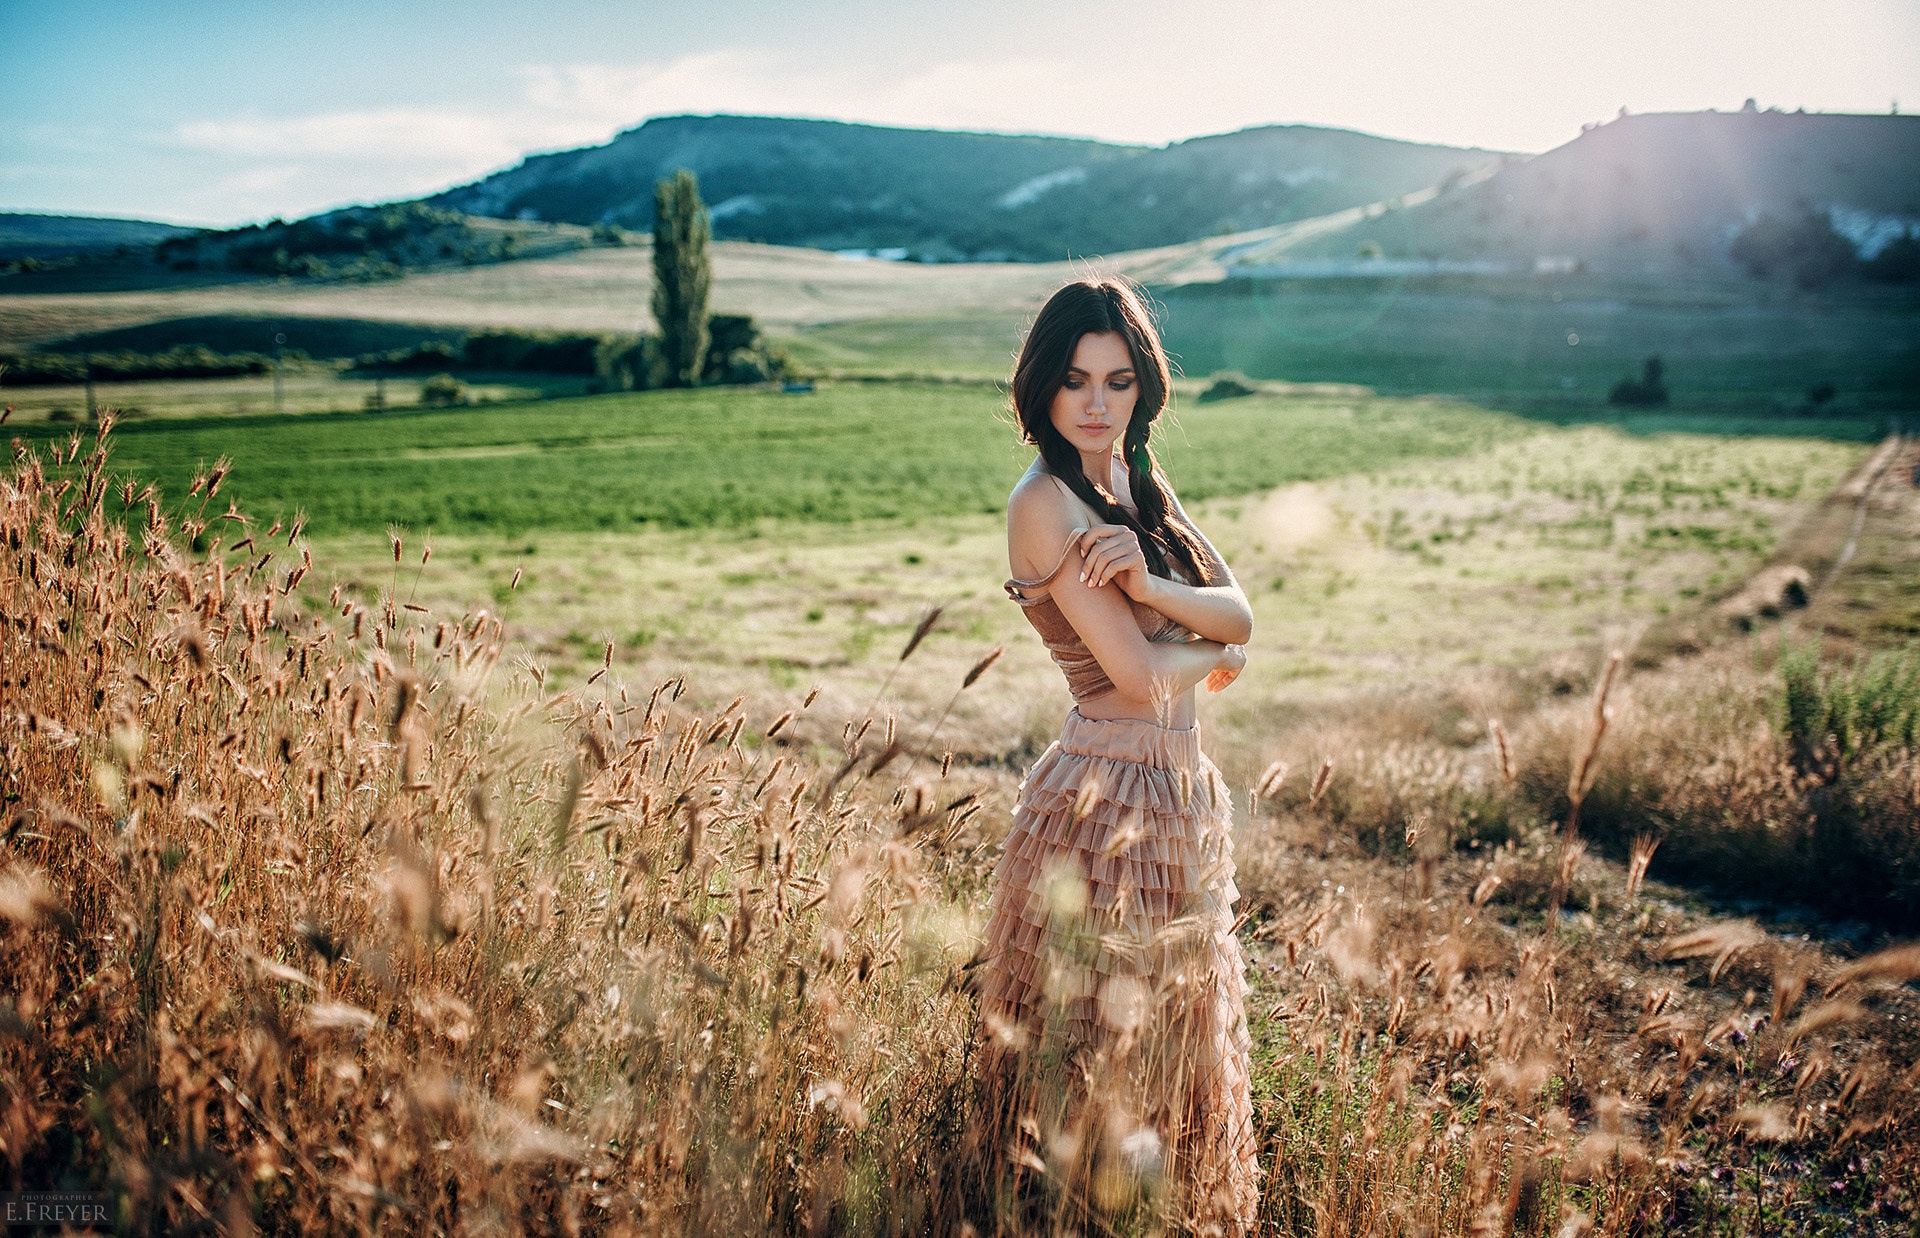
[{"xmin": 976, "ymin": 710, "xmax": 1258, "ymax": 1230}]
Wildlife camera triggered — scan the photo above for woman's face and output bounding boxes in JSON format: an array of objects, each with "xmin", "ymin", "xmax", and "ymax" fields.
[{"xmin": 1047, "ymin": 331, "xmax": 1138, "ymax": 464}]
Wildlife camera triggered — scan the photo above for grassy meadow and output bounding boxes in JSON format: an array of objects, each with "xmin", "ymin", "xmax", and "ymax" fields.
[
  {"xmin": 9, "ymin": 382, "xmax": 1539, "ymax": 534},
  {"xmin": 7, "ymin": 410, "xmax": 1920, "ymax": 1237},
  {"xmin": 288, "ymin": 420, "xmax": 1862, "ymax": 737},
  {"xmin": 0, "ymin": 240, "xmax": 1067, "ymax": 348},
  {"xmin": 1156, "ymin": 277, "xmax": 1920, "ymax": 418},
  {"xmin": 7, "ymin": 226, "xmax": 1920, "ymax": 1233}
]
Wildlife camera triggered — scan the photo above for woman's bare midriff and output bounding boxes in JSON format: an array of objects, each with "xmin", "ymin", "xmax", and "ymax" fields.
[{"xmin": 1074, "ymin": 684, "xmax": 1198, "ymax": 729}]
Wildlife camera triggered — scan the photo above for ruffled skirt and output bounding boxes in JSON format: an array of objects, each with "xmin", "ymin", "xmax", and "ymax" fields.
[{"xmin": 975, "ymin": 710, "xmax": 1258, "ymax": 1231}]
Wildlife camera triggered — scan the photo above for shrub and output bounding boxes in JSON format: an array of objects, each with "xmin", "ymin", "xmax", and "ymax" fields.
[
  {"xmin": 419, "ymin": 373, "xmax": 467, "ymax": 407},
  {"xmin": 1729, "ymin": 210, "xmax": 1860, "ymax": 288},
  {"xmin": 354, "ymin": 341, "xmax": 461, "ymax": 373},
  {"xmin": 1779, "ymin": 640, "xmax": 1920, "ymax": 777},
  {"xmin": 465, "ymin": 330, "xmax": 603, "ymax": 375},
  {"xmin": 1607, "ymin": 356, "xmax": 1668, "ymax": 407},
  {"xmin": 1862, "ymin": 232, "xmax": 1920, "ymax": 284},
  {"xmin": 1197, "ymin": 374, "xmax": 1258, "ymax": 403},
  {"xmin": 221, "ymin": 202, "xmax": 472, "ymax": 280},
  {"xmin": 700, "ymin": 313, "xmax": 784, "ymax": 386},
  {"xmin": 0, "ymin": 347, "xmax": 276, "ymax": 387},
  {"xmin": 595, "ymin": 333, "xmax": 657, "ymax": 391}
]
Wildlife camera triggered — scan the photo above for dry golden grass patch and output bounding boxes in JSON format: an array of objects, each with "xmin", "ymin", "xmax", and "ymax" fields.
[
  {"xmin": 5, "ymin": 423, "xmax": 1918, "ymax": 1236},
  {"xmin": 1, "ymin": 422, "xmax": 1011, "ymax": 1232}
]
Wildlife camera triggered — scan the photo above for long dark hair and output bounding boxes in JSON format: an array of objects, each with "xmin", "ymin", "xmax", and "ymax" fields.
[{"xmin": 1012, "ymin": 277, "xmax": 1212, "ymax": 584}]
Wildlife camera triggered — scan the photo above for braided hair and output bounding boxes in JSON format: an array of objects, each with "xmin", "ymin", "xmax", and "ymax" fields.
[{"xmin": 1011, "ymin": 277, "xmax": 1213, "ymax": 585}]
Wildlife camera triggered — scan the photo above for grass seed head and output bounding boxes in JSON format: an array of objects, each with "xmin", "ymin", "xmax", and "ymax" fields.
[
  {"xmin": 962, "ymin": 646, "xmax": 1004, "ymax": 689},
  {"xmin": 1308, "ymin": 756, "xmax": 1336, "ymax": 807},
  {"xmin": 899, "ymin": 607, "xmax": 942, "ymax": 662}
]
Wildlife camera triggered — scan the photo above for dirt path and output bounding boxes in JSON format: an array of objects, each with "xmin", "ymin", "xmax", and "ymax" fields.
[{"xmin": 1639, "ymin": 435, "xmax": 1918, "ymax": 664}]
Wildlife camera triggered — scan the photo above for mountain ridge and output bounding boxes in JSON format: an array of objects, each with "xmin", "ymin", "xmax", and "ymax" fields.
[
  {"xmin": 1226, "ymin": 109, "xmax": 1920, "ymax": 278},
  {"xmin": 427, "ymin": 113, "xmax": 1508, "ymax": 262}
]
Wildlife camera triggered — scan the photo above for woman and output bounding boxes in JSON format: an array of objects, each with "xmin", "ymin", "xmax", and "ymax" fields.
[{"xmin": 975, "ymin": 277, "xmax": 1258, "ymax": 1229}]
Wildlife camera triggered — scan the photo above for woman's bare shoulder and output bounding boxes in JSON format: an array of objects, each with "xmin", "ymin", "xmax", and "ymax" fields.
[
  {"xmin": 1007, "ymin": 467, "xmax": 1089, "ymax": 578},
  {"xmin": 1009, "ymin": 467, "xmax": 1090, "ymax": 530}
]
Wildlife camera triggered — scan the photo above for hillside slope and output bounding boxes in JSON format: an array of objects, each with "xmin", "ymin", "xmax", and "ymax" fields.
[
  {"xmin": 1235, "ymin": 110, "xmax": 1920, "ymax": 276},
  {"xmin": 428, "ymin": 113, "xmax": 1504, "ymax": 261},
  {"xmin": 0, "ymin": 213, "xmax": 194, "ymax": 261}
]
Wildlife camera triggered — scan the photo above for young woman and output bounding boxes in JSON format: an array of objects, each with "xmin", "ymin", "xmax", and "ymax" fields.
[{"xmin": 975, "ymin": 277, "xmax": 1258, "ymax": 1228}]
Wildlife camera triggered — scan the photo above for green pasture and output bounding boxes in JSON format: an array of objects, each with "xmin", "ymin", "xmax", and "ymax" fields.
[
  {"xmin": 291, "ymin": 425, "xmax": 1866, "ymax": 768},
  {"xmin": 25, "ymin": 382, "xmax": 1538, "ymax": 535},
  {"xmin": 781, "ymin": 277, "xmax": 1916, "ymax": 428},
  {"xmin": 1154, "ymin": 276, "xmax": 1920, "ymax": 418},
  {"xmin": 778, "ymin": 312, "xmax": 1024, "ymax": 380}
]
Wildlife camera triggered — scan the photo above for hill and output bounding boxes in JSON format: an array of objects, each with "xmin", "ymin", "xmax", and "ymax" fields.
[
  {"xmin": 1212, "ymin": 110, "xmax": 1920, "ymax": 278},
  {"xmin": 0, "ymin": 212, "xmax": 193, "ymax": 261},
  {"xmin": 428, "ymin": 113, "xmax": 1506, "ymax": 261}
]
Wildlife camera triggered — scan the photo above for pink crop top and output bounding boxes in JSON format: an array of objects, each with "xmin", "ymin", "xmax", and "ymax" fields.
[{"xmin": 1003, "ymin": 508, "xmax": 1231, "ymax": 704}]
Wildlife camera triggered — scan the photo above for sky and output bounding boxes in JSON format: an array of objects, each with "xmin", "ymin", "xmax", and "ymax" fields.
[{"xmin": 3, "ymin": 0, "xmax": 1917, "ymax": 228}]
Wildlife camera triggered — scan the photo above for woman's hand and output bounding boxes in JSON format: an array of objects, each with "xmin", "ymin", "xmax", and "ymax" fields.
[
  {"xmin": 1076, "ymin": 523, "xmax": 1156, "ymax": 603},
  {"xmin": 1205, "ymin": 643, "xmax": 1245, "ymax": 694}
]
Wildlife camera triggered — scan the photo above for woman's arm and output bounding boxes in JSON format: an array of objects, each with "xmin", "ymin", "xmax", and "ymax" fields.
[
  {"xmin": 1010, "ymin": 480, "xmax": 1238, "ymax": 705},
  {"xmin": 1131, "ymin": 565, "xmax": 1252, "ymax": 646},
  {"xmin": 1074, "ymin": 493, "xmax": 1253, "ymax": 645}
]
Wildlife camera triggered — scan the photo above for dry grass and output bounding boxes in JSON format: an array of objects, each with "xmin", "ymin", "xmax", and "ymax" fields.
[
  {"xmin": 5, "ymin": 423, "xmax": 1919, "ymax": 1235},
  {"xmin": 0, "ymin": 240, "xmax": 1075, "ymax": 350},
  {"xmin": 1231, "ymin": 649, "xmax": 1920, "ymax": 1235},
  {"xmin": 2, "ymin": 421, "xmax": 1002, "ymax": 1232}
]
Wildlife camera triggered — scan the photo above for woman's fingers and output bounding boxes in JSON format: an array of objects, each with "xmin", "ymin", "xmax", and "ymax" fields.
[
  {"xmin": 1077, "ymin": 526, "xmax": 1143, "ymax": 587},
  {"xmin": 1084, "ymin": 539, "xmax": 1136, "ymax": 585},
  {"xmin": 1086, "ymin": 545, "xmax": 1142, "ymax": 588},
  {"xmin": 1207, "ymin": 643, "xmax": 1246, "ymax": 692}
]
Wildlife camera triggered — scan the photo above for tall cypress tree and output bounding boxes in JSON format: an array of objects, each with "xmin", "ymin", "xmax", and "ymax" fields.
[{"xmin": 651, "ymin": 169, "xmax": 711, "ymax": 388}]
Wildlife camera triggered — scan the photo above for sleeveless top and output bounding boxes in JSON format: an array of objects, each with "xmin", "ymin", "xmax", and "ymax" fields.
[{"xmin": 1004, "ymin": 502, "xmax": 1232, "ymax": 704}]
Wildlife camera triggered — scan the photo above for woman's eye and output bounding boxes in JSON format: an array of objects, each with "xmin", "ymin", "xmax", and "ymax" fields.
[
  {"xmin": 1062, "ymin": 379, "xmax": 1084, "ymax": 390},
  {"xmin": 1111, "ymin": 381, "xmax": 1133, "ymax": 391}
]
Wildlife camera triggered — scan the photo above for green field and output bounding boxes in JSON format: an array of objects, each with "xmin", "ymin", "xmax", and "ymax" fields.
[
  {"xmin": 27, "ymin": 373, "xmax": 1866, "ymax": 767},
  {"xmin": 6, "ymin": 232, "xmax": 1914, "ymax": 432},
  {"xmin": 784, "ymin": 276, "xmax": 1920, "ymax": 418},
  {"xmin": 24, "ymin": 382, "xmax": 1550, "ymax": 535},
  {"xmin": 284, "ymin": 421, "xmax": 1866, "ymax": 779},
  {"xmin": 1157, "ymin": 276, "xmax": 1920, "ymax": 414}
]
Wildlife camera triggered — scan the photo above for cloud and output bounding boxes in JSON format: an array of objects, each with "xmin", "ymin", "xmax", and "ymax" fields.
[
  {"xmin": 152, "ymin": 31, "xmax": 1692, "ymax": 224},
  {"xmin": 154, "ymin": 49, "xmax": 1131, "ymax": 221},
  {"xmin": 510, "ymin": 50, "xmax": 1086, "ymax": 139},
  {"xmin": 209, "ymin": 164, "xmax": 307, "ymax": 196},
  {"xmin": 174, "ymin": 109, "xmax": 526, "ymax": 165}
]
